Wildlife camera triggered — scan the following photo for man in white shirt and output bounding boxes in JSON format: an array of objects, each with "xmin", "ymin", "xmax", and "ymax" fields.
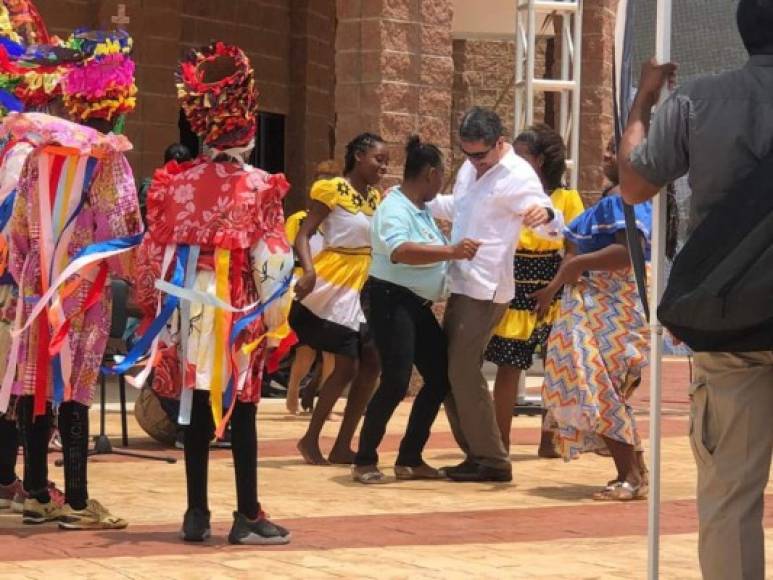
[{"xmin": 429, "ymin": 107, "xmax": 563, "ymax": 482}]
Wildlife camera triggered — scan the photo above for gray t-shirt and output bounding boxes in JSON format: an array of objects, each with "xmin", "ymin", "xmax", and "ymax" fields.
[{"xmin": 630, "ymin": 54, "xmax": 773, "ymax": 233}]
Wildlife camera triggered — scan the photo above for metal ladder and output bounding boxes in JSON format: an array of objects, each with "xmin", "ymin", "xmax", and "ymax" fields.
[
  {"xmin": 513, "ymin": 0, "xmax": 582, "ymax": 412},
  {"xmin": 514, "ymin": 0, "xmax": 583, "ymax": 189}
]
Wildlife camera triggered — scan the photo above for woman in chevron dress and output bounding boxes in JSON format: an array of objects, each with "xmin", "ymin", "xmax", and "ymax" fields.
[{"xmin": 531, "ymin": 186, "xmax": 652, "ymax": 502}]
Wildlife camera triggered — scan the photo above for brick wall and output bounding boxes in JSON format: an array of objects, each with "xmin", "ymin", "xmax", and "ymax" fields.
[
  {"xmin": 34, "ymin": 0, "xmax": 336, "ymax": 207},
  {"xmin": 335, "ymin": 0, "xmax": 455, "ymax": 189}
]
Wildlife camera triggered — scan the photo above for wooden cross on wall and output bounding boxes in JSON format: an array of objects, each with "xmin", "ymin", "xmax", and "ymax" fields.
[{"xmin": 112, "ymin": 3, "xmax": 130, "ymax": 26}]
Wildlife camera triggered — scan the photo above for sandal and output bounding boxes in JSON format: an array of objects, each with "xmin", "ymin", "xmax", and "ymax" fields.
[
  {"xmin": 351, "ymin": 465, "xmax": 388, "ymax": 484},
  {"xmin": 394, "ymin": 463, "xmax": 444, "ymax": 480},
  {"xmin": 592, "ymin": 481, "xmax": 639, "ymax": 502}
]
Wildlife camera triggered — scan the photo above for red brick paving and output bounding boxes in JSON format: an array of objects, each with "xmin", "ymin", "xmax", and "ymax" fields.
[{"xmin": 2, "ymin": 495, "xmax": 770, "ymax": 561}]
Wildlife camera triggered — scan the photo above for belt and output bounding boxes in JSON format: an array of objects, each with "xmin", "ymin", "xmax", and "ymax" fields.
[{"xmin": 326, "ymin": 246, "xmax": 372, "ymax": 257}]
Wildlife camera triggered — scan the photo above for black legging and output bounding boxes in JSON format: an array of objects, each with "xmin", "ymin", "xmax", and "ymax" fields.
[
  {"xmin": 184, "ymin": 390, "xmax": 259, "ymax": 519},
  {"xmin": 355, "ymin": 278, "xmax": 450, "ymax": 467},
  {"xmin": 0, "ymin": 415, "xmax": 19, "ymax": 486},
  {"xmin": 18, "ymin": 396, "xmax": 52, "ymax": 503},
  {"xmin": 18, "ymin": 396, "xmax": 89, "ymax": 509}
]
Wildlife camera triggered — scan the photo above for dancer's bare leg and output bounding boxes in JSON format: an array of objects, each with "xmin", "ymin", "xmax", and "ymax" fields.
[
  {"xmin": 297, "ymin": 354, "xmax": 357, "ymax": 465},
  {"xmin": 329, "ymin": 342, "xmax": 380, "ymax": 464},
  {"xmin": 286, "ymin": 346, "xmax": 316, "ymax": 415}
]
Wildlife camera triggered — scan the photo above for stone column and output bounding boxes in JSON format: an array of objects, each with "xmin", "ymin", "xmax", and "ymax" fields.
[
  {"xmin": 287, "ymin": 0, "xmax": 337, "ymax": 212},
  {"xmin": 335, "ymin": 0, "xmax": 455, "ymax": 188},
  {"xmin": 578, "ymin": 0, "xmax": 618, "ymax": 203}
]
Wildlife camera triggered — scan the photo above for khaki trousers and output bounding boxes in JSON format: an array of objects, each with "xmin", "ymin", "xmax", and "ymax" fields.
[
  {"xmin": 443, "ymin": 294, "xmax": 510, "ymax": 470},
  {"xmin": 691, "ymin": 351, "xmax": 773, "ymax": 580}
]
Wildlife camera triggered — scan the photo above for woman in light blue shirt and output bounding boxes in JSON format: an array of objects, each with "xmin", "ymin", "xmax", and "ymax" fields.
[{"xmin": 353, "ymin": 136, "xmax": 479, "ymax": 483}]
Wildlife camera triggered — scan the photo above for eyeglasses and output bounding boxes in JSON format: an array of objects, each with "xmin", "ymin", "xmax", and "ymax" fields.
[{"xmin": 460, "ymin": 144, "xmax": 495, "ymax": 160}]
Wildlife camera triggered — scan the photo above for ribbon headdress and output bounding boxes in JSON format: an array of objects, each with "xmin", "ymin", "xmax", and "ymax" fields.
[
  {"xmin": 177, "ymin": 42, "xmax": 258, "ymax": 153},
  {"xmin": 61, "ymin": 29, "xmax": 137, "ymax": 124}
]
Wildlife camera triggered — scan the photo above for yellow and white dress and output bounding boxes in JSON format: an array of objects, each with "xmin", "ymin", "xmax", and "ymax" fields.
[
  {"xmin": 485, "ymin": 187, "xmax": 584, "ymax": 370},
  {"xmin": 289, "ymin": 177, "xmax": 379, "ymax": 358}
]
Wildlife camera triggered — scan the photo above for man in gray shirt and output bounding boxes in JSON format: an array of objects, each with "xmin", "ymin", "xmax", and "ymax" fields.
[{"xmin": 619, "ymin": 2, "xmax": 773, "ymax": 578}]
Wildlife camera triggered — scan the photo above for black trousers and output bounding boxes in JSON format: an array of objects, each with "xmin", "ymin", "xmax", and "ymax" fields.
[{"xmin": 355, "ymin": 277, "xmax": 450, "ymax": 467}]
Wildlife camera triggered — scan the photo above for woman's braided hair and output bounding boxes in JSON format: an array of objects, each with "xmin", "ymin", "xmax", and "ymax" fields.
[{"xmin": 344, "ymin": 132, "xmax": 384, "ymax": 174}]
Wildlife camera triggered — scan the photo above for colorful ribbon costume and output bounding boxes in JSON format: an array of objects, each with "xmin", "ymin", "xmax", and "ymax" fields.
[
  {"xmin": 120, "ymin": 43, "xmax": 293, "ymax": 435},
  {"xmin": 0, "ymin": 31, "xmax": 142, "ymax": 416}
]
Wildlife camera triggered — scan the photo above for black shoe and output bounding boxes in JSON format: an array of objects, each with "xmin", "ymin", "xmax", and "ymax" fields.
[
  {"xmin": 439, "ymin": 458, "xmax": 477, "ymax": 478},
  {"xmin": 227, "ymin": 511, "xmax": 291, "ymax": 545},
  {"xmin": 446, "ymin": 463, "xmax": 513, "ymax": 483},
  {"xmin": 180, "ymin": 508, "xmax": 211, "ymax": 542}
]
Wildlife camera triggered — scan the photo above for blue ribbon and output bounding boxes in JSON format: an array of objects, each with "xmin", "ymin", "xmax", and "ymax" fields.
[
  {"xmin": 229, "ymin": 276, "xmax": 292, "ymax": 347},
  {"xmin": 71, "ymin": 232, "xmax": 144, "ymax": 262},
  {"xmin": 0, "ymin": 190, "xmax": 15, "ymax": 232},
  {"xmin": 104, "ymin": 244, "xmax": 189, "ymax": 375},
  {"xmin": 0, "ymin": 90, "xmax": 23, "ymax": 114},
  {"xmin": 0, "ymin": 37, "xmax": 24, "ymax": 57},
  {"xmin": 52, "ymin": 354, "xmax": 65, "ymax": 407}
]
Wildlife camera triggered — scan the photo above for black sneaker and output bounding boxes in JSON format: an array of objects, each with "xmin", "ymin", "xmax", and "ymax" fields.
[
  {"xmin": 180, "ymin": 508, "xmax": 211, "ymax": 542},
  {"xmin": 227, "ymin": 511, "xmax": 291, "ymax": 545}
]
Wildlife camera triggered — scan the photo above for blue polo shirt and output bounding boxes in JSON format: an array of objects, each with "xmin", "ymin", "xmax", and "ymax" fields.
[{"xmin": 369, "ymin": 188, "xmax": 449, "ymax": 302}]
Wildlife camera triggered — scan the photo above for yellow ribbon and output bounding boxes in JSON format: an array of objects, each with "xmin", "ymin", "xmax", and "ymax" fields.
[{"xmin": 210, "ymin": 248, "xmax": 232, "ymax": 426}]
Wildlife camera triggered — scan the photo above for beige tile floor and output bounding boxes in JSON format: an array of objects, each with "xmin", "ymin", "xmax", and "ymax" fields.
[{"xmin": 1, "ymin": 360, "xmax": 771, "ymax": 579}]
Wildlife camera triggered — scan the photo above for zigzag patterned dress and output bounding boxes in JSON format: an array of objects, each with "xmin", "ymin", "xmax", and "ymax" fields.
[{"xmin": 542, "ymin": 194, "xmax": 652, "ymax": 460}]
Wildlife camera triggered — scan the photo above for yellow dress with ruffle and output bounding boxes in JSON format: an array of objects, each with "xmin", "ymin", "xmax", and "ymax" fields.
[
  {"xmin": 294, "ymin": 177, "xmax": 379, "ymax": 337},
  {"xmin": 485, "ymin": 187, "xmax": 585, "ymax": 369}
]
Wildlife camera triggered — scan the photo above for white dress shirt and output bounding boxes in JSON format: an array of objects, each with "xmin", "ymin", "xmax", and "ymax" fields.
[{"xmin": 428, "ymin": 147, "xmax": 563, "ymax": 303}]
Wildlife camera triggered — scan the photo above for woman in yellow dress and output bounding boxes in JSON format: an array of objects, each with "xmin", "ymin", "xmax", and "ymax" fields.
[
  {"xmin": 484, "ymin": 124, "xmax": 585, "ymax": 456},
  {"xmin": 292, "ymin": 134, "xmax": 388, "ymax": 464}
]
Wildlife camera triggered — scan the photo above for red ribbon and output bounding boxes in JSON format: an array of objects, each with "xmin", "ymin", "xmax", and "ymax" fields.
[{"xmin": 48, "ymin": 262, "xmax": 108, "ymax": 356}]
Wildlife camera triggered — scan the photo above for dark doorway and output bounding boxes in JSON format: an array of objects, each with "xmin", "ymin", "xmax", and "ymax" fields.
[{"xmin": 250, "ymin": 112, "xmax": 285, "ymax": 173}]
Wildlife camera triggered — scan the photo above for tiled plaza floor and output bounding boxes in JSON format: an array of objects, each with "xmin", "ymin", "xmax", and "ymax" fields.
[{"xmin": 1, "ymin": 358, "xmax": 771, "ymax": 579}]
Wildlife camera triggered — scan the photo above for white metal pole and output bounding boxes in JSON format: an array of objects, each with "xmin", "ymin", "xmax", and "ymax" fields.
[
  {"xmin": 515, "ymin": 2, "xmax": 524, "ymax": 137},
  {"xmin": 648, "ymin": 1, "xmax": 672, "ymax": 579},
  {"xmin": 526, "ymin": 1, "xmax": 536, "ymax": 125},
  {"xmin": 569, "ymin": 0, "xmax": 582, "ymax": 189},
  {"xmin": 560, "ymin": 15, "xmax": 570, "ymax": 142}
]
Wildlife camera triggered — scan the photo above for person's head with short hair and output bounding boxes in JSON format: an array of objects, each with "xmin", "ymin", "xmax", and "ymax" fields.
[
  {"xmin": 344, "ymin": 132, "xmax": 388, "ymax": 187},
  {"xmin": 402, "ymin": 135, "xmax": 444, "ymax": 203},
  {"xmin": 458, "ymin": 106, "xmax": 506, "ymax": 176},
  {"xmin": 314, "ymin": 159, "xmax": 342, "ymax": 182},
  {"xmin": 514, "ymin": 124, "xmax": 567, "ymax": 192},
  {"xmin": 737, "ymin": 0, "xmax": 773, "ymax": 55},
  {"xmin": 164, "ymin": 143, "xmax": 192, "ymax": 164}
]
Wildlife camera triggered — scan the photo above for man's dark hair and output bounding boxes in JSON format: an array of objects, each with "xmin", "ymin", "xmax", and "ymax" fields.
[
  {"xmin": 458, "ymin": 106, "xmax": 504, "ymax": 146},
  {"xmin": 403, "ymin": 135, "xmax": 443, "ymax": 180},
  {"xmin": 737, "ymin": 0, "xmax": 773, "ymax": 55},
  {"xmin": 164, "ymin": 143, "xmax": 192, "ymax": 164},
  {"xmin": 514, "ymin": 124, "xmax": 567, "ymax": 191}
]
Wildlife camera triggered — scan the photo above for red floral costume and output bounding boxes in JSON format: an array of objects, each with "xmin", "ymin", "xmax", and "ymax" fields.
[{"xmin": 134, "ymin": 157, "xmax": 292, "ymax": 408}]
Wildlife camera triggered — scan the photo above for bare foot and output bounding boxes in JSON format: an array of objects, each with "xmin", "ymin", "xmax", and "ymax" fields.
[
  {"xmin": 297, "ymin": 437, "xmax": 329, "ymax": 465},
  {"xmin": 328, "ymin": 446, "xmax": 356, "ymax": 465}
]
